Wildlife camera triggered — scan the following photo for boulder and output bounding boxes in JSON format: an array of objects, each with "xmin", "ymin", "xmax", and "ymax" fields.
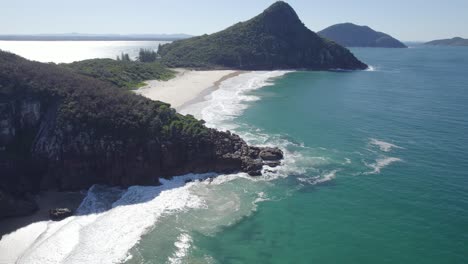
[
  {"xmin": 260, "ymin": 148, "xmax": 284, "ymax": 161},
  {"xmin": 265, "ymin": 161, "xmax": 281, "ymax": 168},
  {"xmin": 49, "ymin": 208, "xmax": 73, "ymax": 221}
]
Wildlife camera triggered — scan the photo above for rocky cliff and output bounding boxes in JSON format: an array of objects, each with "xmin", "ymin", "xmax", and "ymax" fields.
[
  {"xmin": 0, "ymin": 51, "xmax": 283, "ymax": 219},
  {"xmin": 158, "ymin": 1, "xmax": 367, "ymax": 70}
]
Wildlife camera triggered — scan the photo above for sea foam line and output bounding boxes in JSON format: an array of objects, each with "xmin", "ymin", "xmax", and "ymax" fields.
[
  {"xmin": 369, "ymin": 138, "xmax": 403, "ymax": 152},
  {"xmin": 364, "ymin": 157, "xmax": 402, "ymax": 174},
  {"xmin": 5, "ymin": 174, "xmax": 214, "ymax": 264},
  {"xmin": 181, "ymin": 71, "xmax": 291, "ymax": 130}
]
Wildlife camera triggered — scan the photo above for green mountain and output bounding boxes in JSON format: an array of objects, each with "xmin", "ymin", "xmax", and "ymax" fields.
[
  {"xmin": 158, "ymin": 1, "xmax": 367, "ymax": 70},
  {"xmin": 0, "ymin": 50, "xmax": 282, "ymax": 219},
  {"xmin": 318, "ymin": 23, "xmax": 407, "ymax": 48},
  {"xmin": 425, "ymin": 37, "xmax": 468, "ymax": 46}
]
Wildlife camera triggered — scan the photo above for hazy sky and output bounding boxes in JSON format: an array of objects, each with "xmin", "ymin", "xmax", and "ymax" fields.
[{"xmin": 1, "ymin": 0, "xmax": 467, "ymax": 41}]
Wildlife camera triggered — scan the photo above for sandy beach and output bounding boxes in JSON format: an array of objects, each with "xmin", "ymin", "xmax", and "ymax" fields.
[
  {"xmin": 0, "ymin": 191, "xmax": 85, "ymax": 238},
  {"xmin": 135, "ymin": 69, "xmax": 244, "ymax": 110}
]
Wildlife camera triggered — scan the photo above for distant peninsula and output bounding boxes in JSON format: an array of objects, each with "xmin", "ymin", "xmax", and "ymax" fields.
[
  {"xmin": 0, "ymin": 33, "xmax": 192, "ymax": 41},
  {"xmin": 158, "ymin": 1, "xmax": 367, "ymax": 70},
  {"xmin": 425, "ymin": 37, "xmax": 468, "ymax": 46},
  {"xmin": 318, "ymin": 23, "xmax": 407, "ymax": 48}
]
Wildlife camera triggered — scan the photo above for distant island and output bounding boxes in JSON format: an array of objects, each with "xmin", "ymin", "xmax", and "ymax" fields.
[
  {"xmin": 425, "ymin": 37, "xmax": 468, "ymax": 46},
  {"xmin": 318, "ymin": 23, "xmax": 407, "ymax": 48},
  {"xmin": 0, "ymin": 33, "xmax": 192, "ymax": 41},
  {"xmin": 158, "ymin": 1, "xmax": 367, "ymax": 70}
]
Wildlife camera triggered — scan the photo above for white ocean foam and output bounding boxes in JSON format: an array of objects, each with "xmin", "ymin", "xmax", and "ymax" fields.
[
  {"xmin": 181, "ymin": 71, "xmax": 291, "ymax": 129},
  {"xmin": 167, "ymin": 233, "xmax": 193, "ymax": 264},
  {"xmin": 298, "ymin": 170, "xmax": 338, "ymax": 185},
  {"xmin": 254, "ymin": 192, "xmax": 270, "ymax": 204},
  {"xmin": 365, "ymin": 65, "xmax": 376, "ymax": 71},
  {"xmin": 5, "ymin": 174, "xmax": 214, "ymax": 264},
  {"xmin": 0, "ymin": 221, "xmax": 49, "ymax": 264},
  {"xmin": 364, "ymin": 157, "xmax": 402, "ymax": 174},
  {"xmin": 369, "ymin": 138, "xmax": 403, "ymax": 152}
]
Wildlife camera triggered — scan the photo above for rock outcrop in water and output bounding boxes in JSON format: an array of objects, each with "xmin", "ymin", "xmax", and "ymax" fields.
[
  {"xmin": 158, "ymin": 1, "xmax": 367, "ymax": 70},
  {"xmin": 318, "ymin": 23, "xmax": 407, "ymax": 48},
  {"xmin": 0, "ymin": 50, "xmax": 283, "ymax": 219}
]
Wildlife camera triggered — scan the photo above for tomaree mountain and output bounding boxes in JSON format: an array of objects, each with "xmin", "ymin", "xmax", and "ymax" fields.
[
  {"xmin": 158, "ymin": 1, "xmax": 367, "ymax": 70},
  {"xmin": 318, "ymin": 23, "xmax": 407, "ymax": 48},
  {"xmin": 425, "ymin": 37, "xmax": 468, "ymax": 46}
]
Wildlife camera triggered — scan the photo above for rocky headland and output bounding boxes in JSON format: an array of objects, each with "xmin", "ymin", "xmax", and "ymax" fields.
[{"xmin": 0, "ymin": 51, "xmax": 283, "ymax": 220}]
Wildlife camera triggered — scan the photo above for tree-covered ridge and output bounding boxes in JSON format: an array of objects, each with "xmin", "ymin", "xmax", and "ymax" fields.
[
  {"xmin": 62, "ymin": 58, "xmax": 175, "ymax": 89},
  {"xmin": 0, "ymin": 51, "xmax": 202, "ymax": 138},
  {"xmin": 158, "ymin": 1, "xmax": 367, "ymax": 70},
  {"xmin": 318, "ymin": 23, "xmax": 407, "ymax": 48}
]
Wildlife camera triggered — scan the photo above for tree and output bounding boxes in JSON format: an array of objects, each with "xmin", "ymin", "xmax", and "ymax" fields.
[
  {"xmin": 117, "ymin": 52, "xmax": 131, "ymax": 61},
  {"xmin": 138, "ymin": 49, "xmax": 157, "ymax": 62}
]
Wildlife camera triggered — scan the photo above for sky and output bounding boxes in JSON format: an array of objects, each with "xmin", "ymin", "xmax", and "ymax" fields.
[{"xmin": 1, "ymin": 0, "xmax": 467, "ymax": 41}]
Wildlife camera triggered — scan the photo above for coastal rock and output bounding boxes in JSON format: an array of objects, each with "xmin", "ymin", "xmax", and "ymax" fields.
[
  {"xmin": 260, "ymin": 147, "xmax": 284, "ymax": 161},
  {"xmin": 49, "ymin": 208, "xmax": 73, "ymax": 221},
  {"xmin": 265, "ymin": 161, "xmax": 281, "ymax": 168}
]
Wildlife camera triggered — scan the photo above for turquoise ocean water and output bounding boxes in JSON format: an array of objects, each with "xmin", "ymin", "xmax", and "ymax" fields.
[{"xmin": 142, "ymin": 46, "xmax": 468, "ymax": 263}]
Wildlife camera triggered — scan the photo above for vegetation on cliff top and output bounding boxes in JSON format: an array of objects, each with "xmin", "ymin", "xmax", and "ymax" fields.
[
  {"xmin": 0, "ymin": 50, "xmax": 206, "ymax": 144},
  {"xmin": 318, "ymin": 23, "xmax": 407, "ymax": 48},
  {"xmin": 63, "ymin": 58, "xmax": 175, "ymax": 89},
  {"xmin": 158, "ymin": 1, "xmax": 367, "ymax": 70}
]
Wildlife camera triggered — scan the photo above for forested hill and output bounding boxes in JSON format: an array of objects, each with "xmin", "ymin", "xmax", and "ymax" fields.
[{"xmin": 158, "ymin": 1, "xmax": 367, "ymax": 70}]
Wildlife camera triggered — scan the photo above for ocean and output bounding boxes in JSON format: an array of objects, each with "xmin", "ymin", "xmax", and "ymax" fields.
[
  {"xmin": 0, "ymin": 41, "xmax": 168, "ymax": 63},
  {"xmin": 0, "ymin": 43, "xmax": 467, "ymax": 263}
]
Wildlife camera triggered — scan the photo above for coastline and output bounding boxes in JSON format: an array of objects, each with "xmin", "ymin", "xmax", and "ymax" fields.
[
  {"xmin": 0, "ymin": 69, "xmax": 291, "ymax": 264},
  {"xmin": 135, "ymin": 69, "xmax": 246, "ymax": 111},
  {"xmin": 0, "ymin": 69, "xmax": 248, "ymax": 241},
  {"xmin": 0, "ymin": 191, "xmax": 85, "ymax": 238}
]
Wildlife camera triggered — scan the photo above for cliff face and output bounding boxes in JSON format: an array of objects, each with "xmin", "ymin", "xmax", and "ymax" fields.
[
  {"xmin": 158, "ymin": 1, "xmax": 367, "ymax": 70},
  {"xmin": 318, "ymin": 23, "xmax": 407, "ymax": 48},
  {"xmin": 0, "ymin": 51, "xmax": 283, "ymax": 219}
]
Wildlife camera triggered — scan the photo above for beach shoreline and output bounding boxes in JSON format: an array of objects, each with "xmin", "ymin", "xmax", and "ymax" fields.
[
  {"xmin": 135, "ymin": 69, "xmax": 246, "ymax": 111},
  {"xmin": 0, "ymin": 191, "xmax": 85, "ymax": 239}
]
